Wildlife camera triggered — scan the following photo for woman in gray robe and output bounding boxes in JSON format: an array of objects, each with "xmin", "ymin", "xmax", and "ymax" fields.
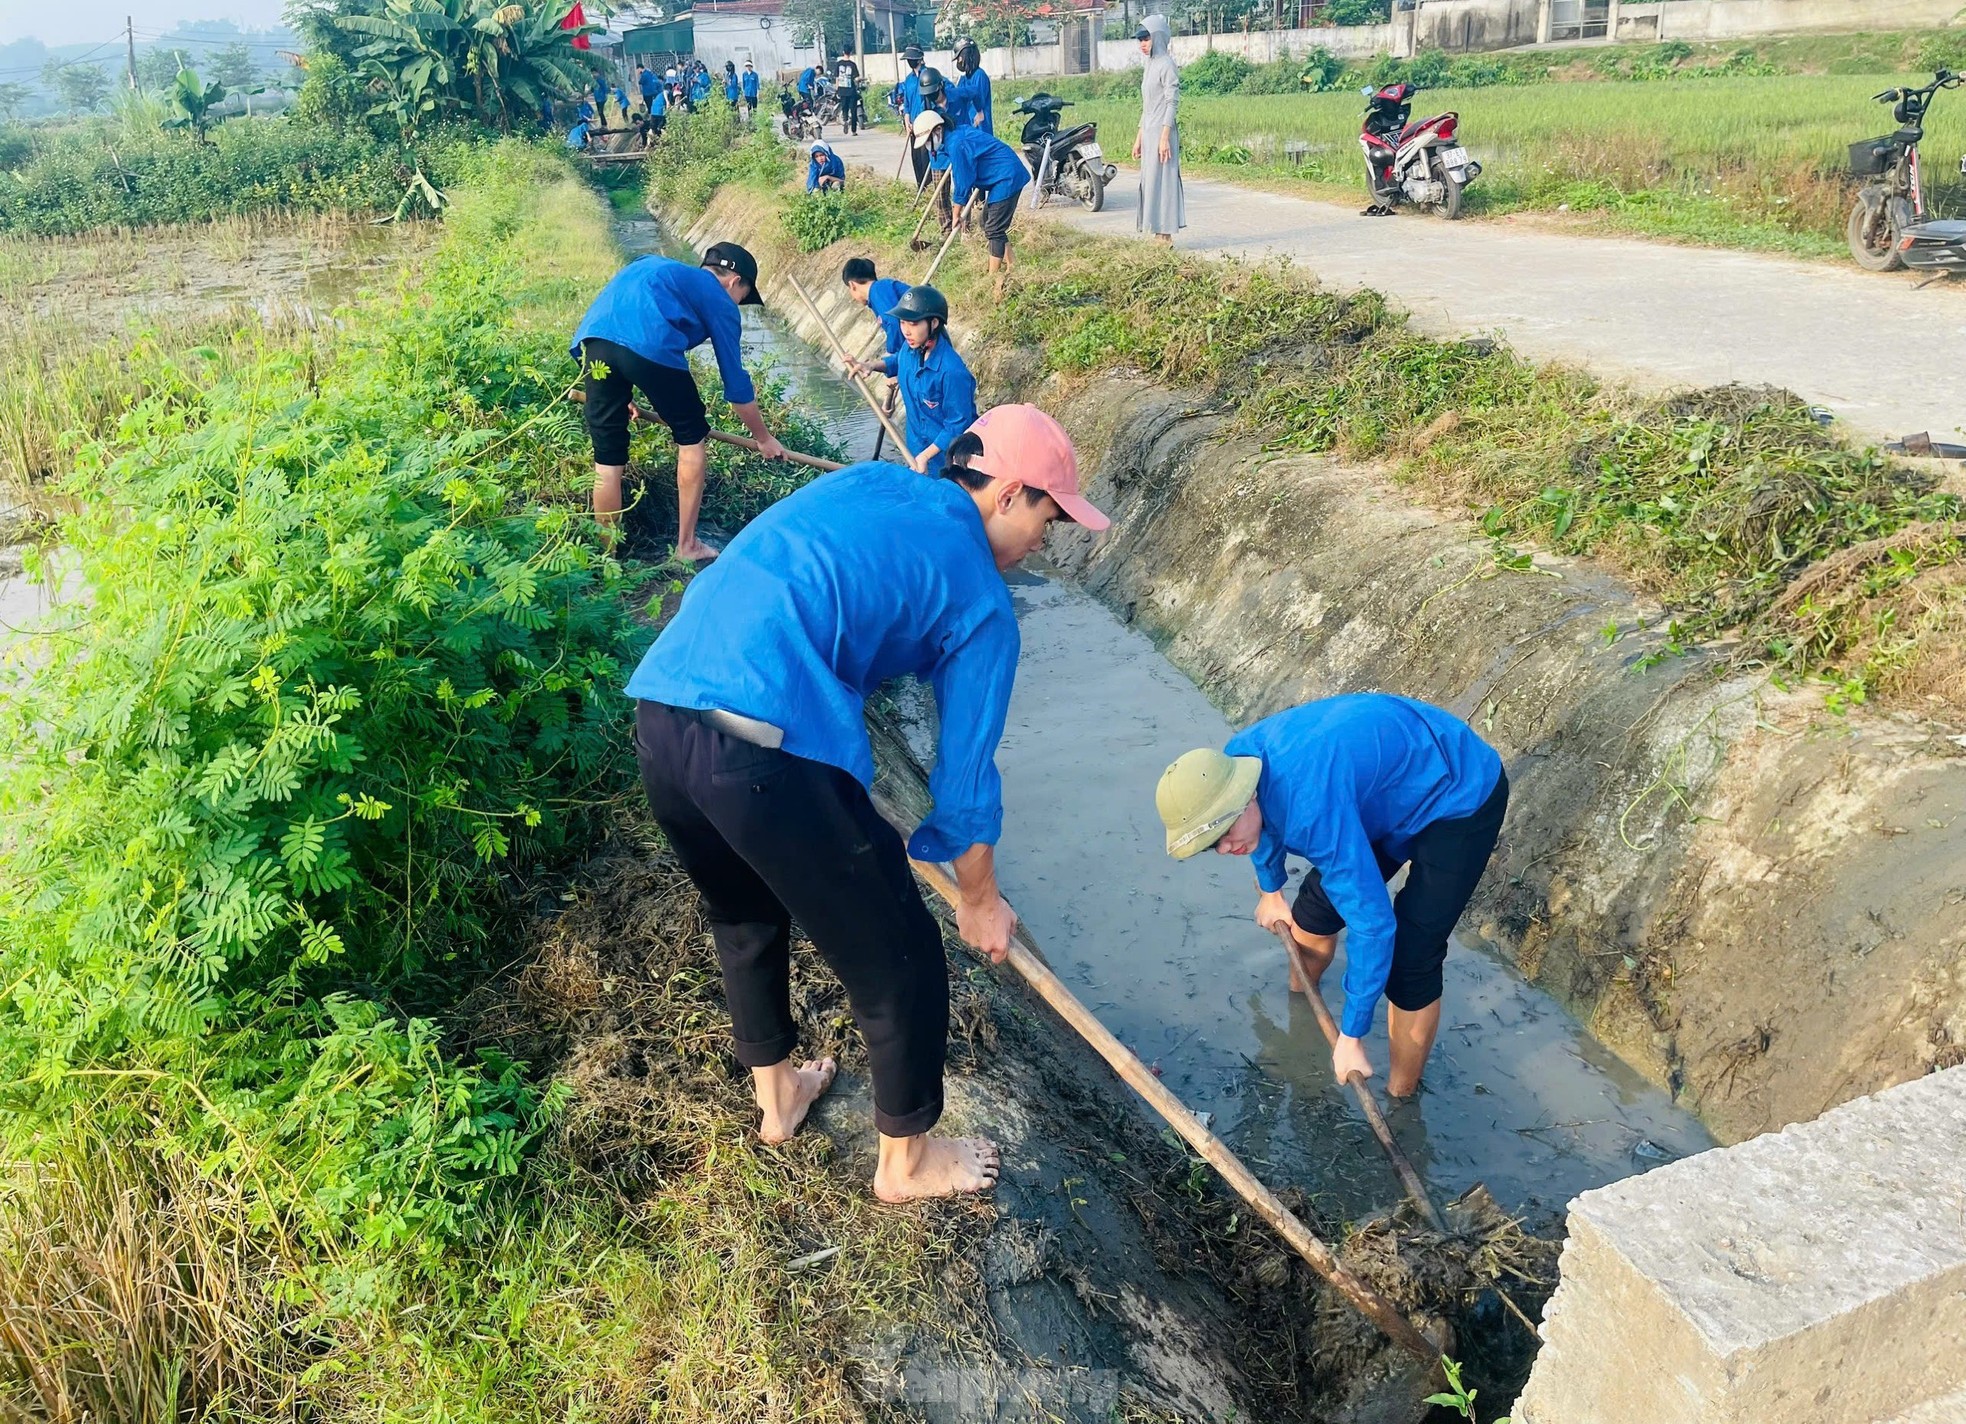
[{"xmin": 1133, "ymin": 15, "xmax": 1185, "ymax": 242}]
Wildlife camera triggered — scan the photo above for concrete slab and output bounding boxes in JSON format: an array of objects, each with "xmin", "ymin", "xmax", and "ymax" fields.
[{"xmin": 1512, "ymin": 1066, "xmax": 1966, "ymax": 1424}]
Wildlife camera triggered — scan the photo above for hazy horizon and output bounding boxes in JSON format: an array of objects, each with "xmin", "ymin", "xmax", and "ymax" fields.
[{"xmin": 0, "ymin": 2, "xmax": 293, "ymax": 51}]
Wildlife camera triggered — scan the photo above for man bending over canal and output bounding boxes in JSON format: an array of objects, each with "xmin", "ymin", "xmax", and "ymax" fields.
[
  {"xmin": 628, "ymin": 406, "xmax": 1110, "ymax": 1200},
  {"xmin": 572, "ymin": 242, "xmax": 785, "ymax": 562},
  {"xmin": 1156, "ymin": 694, "xmax": 1508, "ymax": 1096}
]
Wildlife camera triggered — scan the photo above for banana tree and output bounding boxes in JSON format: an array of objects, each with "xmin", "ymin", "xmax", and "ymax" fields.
[
  {"xmin": 331, "ymin": 0, "xmax": 597, "ymax": 131},
  {"xmin": 161, "ymin": 68, "xmax": 230, "ymax": 142}
]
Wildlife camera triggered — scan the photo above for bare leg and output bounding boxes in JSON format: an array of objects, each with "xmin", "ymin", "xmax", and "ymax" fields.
[
  {"xmin": 755, "ymin": 1056, "xmax": 838, "ymax": 1143},
  {"xmin": 874, "ymin": 1130, "xmax": 1001, "ymax": 1203},
  {"xmin": 674, "ymin": 439, "xmax": 717, "ymax": 562},
  {"xmin": 592, "ymin": 462, "xmax": 625, "ymax": 527},
  {"xmin": 1281, "ymin": 926, "xmax": 1336, "ymax": 996},
  {"xmin": 1386, "ymin": 999, "xmax": 1441, "ymax": 1098}
]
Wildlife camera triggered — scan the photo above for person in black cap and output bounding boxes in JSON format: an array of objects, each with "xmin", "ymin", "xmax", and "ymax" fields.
[
  {"xmin": 570, "ymin": 243, "xmax": 787, "ymax": 562},
  {"xmin": 896, "ymin": 45, "xmax": 938, "ymax": 192}
]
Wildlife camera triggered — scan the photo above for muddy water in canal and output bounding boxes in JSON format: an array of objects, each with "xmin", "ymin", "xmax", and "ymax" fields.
[{"xmin": 644, "ymin": 210, "xmax": 1713, "ymax": 1224}]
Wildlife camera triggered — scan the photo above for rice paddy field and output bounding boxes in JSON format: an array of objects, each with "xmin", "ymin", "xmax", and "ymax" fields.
[{"xmin": 1047, "ymin": 70, "xmax": 1966, "ymax": 255}]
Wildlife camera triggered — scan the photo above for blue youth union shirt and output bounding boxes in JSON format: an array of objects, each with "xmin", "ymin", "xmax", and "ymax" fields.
[
  {"xmin": 881, "ymin": 335, "xmax": 976, "ymax": 473},
  {"xmin": 627, "ymin": 462, "xmax": 1018, "ymax": 862},
  {"xmin": 867, "ymin": 276, "xmax": 908, "ymax": 359},
  {"xmin": 1226, "ymin": 694, "xmax": 1503, "ymax": 1038},
  {"xmin": 951, "ymin": 69, "xmax": 993, "ymax": 134},
  {"xmin": 570, "ymin": 257, "xmax": 754, "ymax": 405},
  {"xmin": 944, "ymin": 125, "xmax": 1029, "ymax": 205}
]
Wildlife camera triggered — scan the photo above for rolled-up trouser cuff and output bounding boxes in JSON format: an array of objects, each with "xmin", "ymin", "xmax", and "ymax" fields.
[
  {"xmin": 873, "ymin": 1090, "xmax": 944, "ymax": 1139},
  {"xmin": 729, "ymin": 1027, "xmax": 800, "ymax": 1070}
]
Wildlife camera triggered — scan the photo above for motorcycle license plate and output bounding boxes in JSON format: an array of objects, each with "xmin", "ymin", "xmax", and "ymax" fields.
[
  {"xmin": 1081, "ymin": 142, "xmax": 1103, "ymax": 161},
  {"xmin": 1440, "ymin": 146, "xmax": 1470, "ymax": 168}
]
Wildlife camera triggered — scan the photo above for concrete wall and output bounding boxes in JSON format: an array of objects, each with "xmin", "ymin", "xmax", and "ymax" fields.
[
  {"xmin": 856, "ymin": 19, "xmax": 1399, "ymax": 84},
  {"xmin": 692, "ymin": 13, "xmax": 819, "ymax": 80},
  {"xmin": 1628, "ymin": 0, "xmax": 1966, "ymax": 42},
  {"xmin": 1514, "ymin": 1067, "xmax": 1966, "ymax": 1424},
  {"xmin": 1413, "ymin": 0, "xmax": 1543, "ymax": 52}
]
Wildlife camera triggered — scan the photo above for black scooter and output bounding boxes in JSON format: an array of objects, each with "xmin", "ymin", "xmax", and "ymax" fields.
[
  {"xmin": 1013, "ymin": 94, "xmax": 1117, "ymax": 212},
  {"xmin": 1848, "ymin": 68, "xmax": 1966, "ymax": 280}
]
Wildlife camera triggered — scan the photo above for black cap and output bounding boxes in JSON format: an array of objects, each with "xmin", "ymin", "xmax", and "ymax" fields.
[
  {"xmin": 702, "ymin": 242, "xmax": 763, "ymax": 306},
  {"xmin": 903, "ymin": 43, "xmax": 924, "ymax": 61}
]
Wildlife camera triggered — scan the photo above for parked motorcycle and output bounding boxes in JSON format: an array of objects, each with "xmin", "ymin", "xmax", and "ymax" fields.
[
  {"xmin": 1848, "ymin": 68, "xmax": 1966, "ymax": 277},
  {"xmin": 1359, "ymin": 81, "xmax": 1479, "ymax": 219},
  {"xmin": 1013, "ymin": 94, "xmax": 1117, "ymax": 212}
]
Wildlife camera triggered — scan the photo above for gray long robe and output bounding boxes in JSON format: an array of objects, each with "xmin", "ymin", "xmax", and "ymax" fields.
[{"xmin": 1137, "ymin": 15, "xmax": 1185, "ymax": 236}]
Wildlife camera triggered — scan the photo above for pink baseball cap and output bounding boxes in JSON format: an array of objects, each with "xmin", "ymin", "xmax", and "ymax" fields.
[{"xmin": 964, "ymin": 405, "xmax": 1110, "ymax": 531}]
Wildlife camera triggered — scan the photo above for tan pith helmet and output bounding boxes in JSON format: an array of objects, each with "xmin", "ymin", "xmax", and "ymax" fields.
[{"xmin": 1157, "ymin": 749, "xmax": 1262, "ymax": 859}]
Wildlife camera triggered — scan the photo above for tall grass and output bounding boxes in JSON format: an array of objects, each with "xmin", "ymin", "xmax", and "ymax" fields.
[{"xmin": 1048, "ymin": 72, "xmax": 1966, "ymax": 251}]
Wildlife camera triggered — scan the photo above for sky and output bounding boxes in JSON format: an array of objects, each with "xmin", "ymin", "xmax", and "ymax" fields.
[{"xmin": 0, "ymin": 0, "xmax": 292, "ymax": 50}]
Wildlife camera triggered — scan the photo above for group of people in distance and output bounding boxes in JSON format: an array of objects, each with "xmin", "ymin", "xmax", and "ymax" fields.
[{"xmin": 567, "ymin": 192, "xmax": 1513, "ymax": 1199}]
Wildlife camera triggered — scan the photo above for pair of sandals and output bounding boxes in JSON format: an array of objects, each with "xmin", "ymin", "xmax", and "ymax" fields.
[{"xmin": 1360, "ymin": 202, "xmax": 1396, "ymax": 217}]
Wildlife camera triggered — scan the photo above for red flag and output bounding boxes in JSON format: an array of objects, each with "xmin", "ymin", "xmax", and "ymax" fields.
[{"xmin": 560, "ymin": 3, "xmax": 591, "ymax": 49}]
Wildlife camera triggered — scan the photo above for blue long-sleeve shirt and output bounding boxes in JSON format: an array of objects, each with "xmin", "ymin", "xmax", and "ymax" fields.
[
  {"xmin": 943, "ymin": 125, "xmax": 1028, "ymax": 206},
  {"xmin": 798, "ymin": 66, "xmax": 816, "ymax": 96},
  {"xmin": 626, "ymin": 462, "xmax": 1018, "ymax": 861},
  {"xmin": 638, "ymin": 70, "xmax": 658, "ymax": 98},
  {"xmin": 570, "ymin": 257, "xmax": 755, "ymax": 405},
  {"xmin": 724, "ymin": 73, "xmax": 740, "ymax": 103},
  {"xmin": 742, "ymin": 69, "xmax": 760, "ymax": 100},
  {"xmin": 689, "ymin": 71, "xmax": 712, "ymax": 102},
  {"xmin": 898, "ymin": 70, "xmax": 924, "ymax": 119},
  {"xmin": 866, "ymin": 276, "xmax": 908, "ymax": 359},
  {"xmin": 1226, "ymin": 694, "xmax": 1503, "ymax": 1038},
  {"xmin": 950, "ymin": 69, "xmax": 993, "ymax": 133},
  {"xmin": 881, "ymin": 335, "xmax": 976, "ymax": 473},
  {"xmin": 806, "ymin": 148, "xmax": 846, "ymax": 191},
  {"xmin": 648, "ymin": 86, "xmax": 667, "ymax": 116}
]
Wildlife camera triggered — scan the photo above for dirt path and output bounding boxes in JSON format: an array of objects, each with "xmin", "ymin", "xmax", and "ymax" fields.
[{"xmin": 822, "ymin": 125, "xmax": 1966, "ymax": 446}]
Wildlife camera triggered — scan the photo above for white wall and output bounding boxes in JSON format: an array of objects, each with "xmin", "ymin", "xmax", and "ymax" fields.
[
  {"xmin": 1635, "ymin": 0, "xmax": 1966, "ymax": 41},
  {"xmin": 693, "ymin": 14, "xmax": 819, "ymax": 83},
  {"xmin": 857, "ymin": 19, "xmax": 1400, "ymax": 84}
]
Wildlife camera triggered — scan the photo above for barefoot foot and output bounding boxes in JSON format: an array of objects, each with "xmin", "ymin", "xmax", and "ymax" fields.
[
  {"xmin": 756, "ymin": 1057, "xmax": 838, "ymax": 1144},
  {"xmin": 873, "ymin": 1133, "xmax": 1001, "ymax": 1203},
  {"xmin": 673, "ymin": 538, "xmax": 720, "ymax": 563}
]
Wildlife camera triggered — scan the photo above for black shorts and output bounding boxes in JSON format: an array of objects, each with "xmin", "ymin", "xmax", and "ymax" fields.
[
  {"xmin": 980, "ymin": 195, "xmax": 1018, "ymax": 255},
  {"xmin": 1291, "ymin": 769, "xmax": 1509, "ymax": 1012},
  {"xmin": 580, "ymin": 337, "xmax": 708, "ymax": 465}
]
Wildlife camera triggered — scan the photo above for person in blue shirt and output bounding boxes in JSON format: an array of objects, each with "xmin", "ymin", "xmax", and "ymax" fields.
[
  {"xmin": 636, "ymin": 63, "xmax": 658, "ymax": 114},
  {"xmin": 895, "ymin": 45, "xmax": 933, "ymax": 190},
  {"xmin": 593, "ymin": 73, "xmax": 609, "ymax": 118},
  {"xmin": 840, "ymin": 257, "xmax": 908, "ymax": 371},
  {"xmin": 1156, "ymin": 694, "xmax": 1509, "ymax": 1097},
  {"xmin": 868, "ymin": 285, "xmax": 974, "ymax": 475},
  {"xmin": 805, "ymin": 139, "xmax": 846, "ymax": 193},
  {"xmin": 688, "ymin": 64, "xmax": 712, "ymax": 108},
  {"xmin": 723, "ymin": 61, "xmax": 740, "ymax": 107},
  {"xmin": 921, "ymin": 114, "xmax": 1030, "ymax": 296},
  {"xmin": 570, "ymin": 243, "xmax": 787, "ymax": 562},
  {"xmin": 576, "ymin": 94, "xmax": 596, "ymax": 125},
  {"xmin": 566, "ymin": 118, "xmax": 592, "ymax": 151},
  {"xmin": 644, "ymin": 78, "xmax": 667, "ymax": 137},
  {"xmin": 797, "ymin": 64, "xmax": 817, "ymax": 104},
  {"xmin": 627, "ymin": 405, "xmax": 1110, "ymax": 1202},
  {"xmin": 740, "ymin": 59, "xmax": 760, "ymax": 117},
  {"xmin": 949, "ymin": 39, "xmax": 993, "ymax": 134}
]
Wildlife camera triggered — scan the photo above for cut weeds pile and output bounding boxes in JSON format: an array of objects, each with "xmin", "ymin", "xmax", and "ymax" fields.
[{"xmin": 663, "ymin": 114, "xmax": 1965, "ymax": 724}]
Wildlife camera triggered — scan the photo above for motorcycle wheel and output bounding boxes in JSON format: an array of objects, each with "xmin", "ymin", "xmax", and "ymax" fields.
[
  {"xmin": 1435, "ymin": 163, "xmax": 1465, "ymax": 221},
  {"xmin": 1846, "ymin": 192, "xmax": 1904, "ymax": 272},
  {"xmin": 1078, "ymin": 162, "xmax": 1106, "ymax": 213}
]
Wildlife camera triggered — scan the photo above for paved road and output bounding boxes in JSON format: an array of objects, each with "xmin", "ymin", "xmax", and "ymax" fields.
[{"xmin": 822, "ymin": 125, "xmax": 1966, "ymax": 446}]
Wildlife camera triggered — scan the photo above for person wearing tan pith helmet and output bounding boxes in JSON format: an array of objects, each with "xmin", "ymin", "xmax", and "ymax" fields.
[{"xmin": 1156, "ymin": 694, "xmax": 1508, "ymax": 1097}]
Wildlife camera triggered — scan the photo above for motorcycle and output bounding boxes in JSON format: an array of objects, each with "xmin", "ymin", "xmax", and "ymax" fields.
[
  {"xmin": 1013, "ymin": 94, "xmax": 1117, "ymax": 212},
  {"xmin": 1848, "ymin": 68, "xmax": 1966, "ymax": 277},
  {"xmin": 1359, "ymin": 81, "xmax": 1479, "ymax": 219}
]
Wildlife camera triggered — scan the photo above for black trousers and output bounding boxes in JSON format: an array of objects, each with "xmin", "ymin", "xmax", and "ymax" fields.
[
  {"xmin": 1291, "ymin": 770, "xmax": 1509, "ymax": 1012},
  {"xmin": 910, "ymin": 139, "xmax": 932, "ymax": 193},
  {"xmin": 633, "ymin": 701, "xmax": 950, "ymax": 1137}
]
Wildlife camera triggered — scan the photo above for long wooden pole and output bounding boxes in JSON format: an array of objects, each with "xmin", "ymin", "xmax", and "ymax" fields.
[
  {"xmin": 883, "ymin": 808, "xmax": 1441, "ymax": 1364},
  {"xmin": 1270, "ymin": 925, "xmax": 1446, "ymax": 1234},
  {"xmin": 908, "ymin": 169, "xmax": 952, "ymax": 248},
  {"xmin": 784, "ymin": 276, "xmax": 911, "ymax": 454}
]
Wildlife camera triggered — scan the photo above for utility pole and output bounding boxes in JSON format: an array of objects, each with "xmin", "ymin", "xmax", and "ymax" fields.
[{"xmin": 125, "ymin": 15, "xmax": 138, "ymax": 90}]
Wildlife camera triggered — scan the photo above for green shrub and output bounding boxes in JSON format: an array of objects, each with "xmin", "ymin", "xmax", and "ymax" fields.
[
  {"xmin": 1237, "ymin": 56, "xmax": 1309, "ymax": 95},
  {"xmin": 1917, "ymin": 32, "xmax": 1966, "ymax": 73},
  {"xmin": 645, "ymin": 103, "xmax": 791, "ymax": 214},
  {"xmin": 1298, "ymin": 47, "xmax": 1350, "ymax": 92},
  {"xmin": 784, "ymin": 188, "xmax": 871, "ymax": 250},
  {"xmin": 0, "ymin": 117, "xmax": 485, "ymax": 235},
  {"xmin": 1326, "ymin": 0, "xmax": 1390, "ymax": 24},
  {"xmin": 1182, "ymin": 50, "xmax": 1254, "ymax": 96}
]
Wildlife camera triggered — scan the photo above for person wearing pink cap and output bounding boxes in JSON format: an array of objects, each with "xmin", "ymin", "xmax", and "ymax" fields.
[{"xmin": 624, "ymin": 406, "xmax": 1108, "ymax": 1202}]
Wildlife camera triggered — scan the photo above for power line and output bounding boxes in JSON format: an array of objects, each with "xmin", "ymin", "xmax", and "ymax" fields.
[{"xmin": 0, "ymin": 38, "xmax": 123, "ymax": 79}]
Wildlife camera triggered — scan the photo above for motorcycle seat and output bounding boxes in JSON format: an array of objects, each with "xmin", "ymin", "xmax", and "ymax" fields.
[{"xmin": 1906, "ymin": 219, "xmax": 1966, "ymax": 239}]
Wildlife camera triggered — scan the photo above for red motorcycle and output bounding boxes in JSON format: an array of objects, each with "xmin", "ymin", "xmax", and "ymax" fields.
[{"xmin": 1359, "ymin": 82, "xmax": 1479, "ymax": 219}]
